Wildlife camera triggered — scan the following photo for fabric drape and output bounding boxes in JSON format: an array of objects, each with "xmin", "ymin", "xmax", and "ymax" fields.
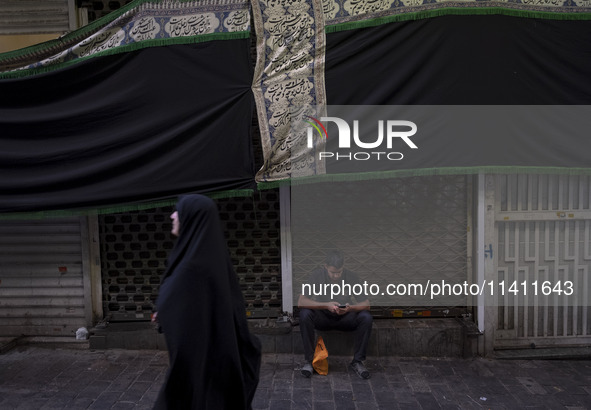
[
  {"xmin": 317, "ymin": 15, "xmax": 591, "ymax": 175},
  {"xmin": 0, "ymin": 40, "xmax": 255, "ymax": 213},
  {"xmin": 326, "ymin": 15, "xmax": 591, "ymax": 105}
]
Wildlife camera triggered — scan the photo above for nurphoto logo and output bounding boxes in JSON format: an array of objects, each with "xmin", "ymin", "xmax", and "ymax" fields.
[{"xmin": 305, "ymin": 116, "xmax": 418, "ymax": 161}]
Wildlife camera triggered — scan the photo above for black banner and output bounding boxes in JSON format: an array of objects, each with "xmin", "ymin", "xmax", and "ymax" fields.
[
  {"xmin": 326, "ymin": 15, "xmax": 591, "ymax": 105},
  {"xmin": 0, "ymin": 40, "xmax": 255, "ymax": 213}
]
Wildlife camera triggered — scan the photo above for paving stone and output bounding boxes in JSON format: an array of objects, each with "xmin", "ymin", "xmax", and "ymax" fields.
[
  {"xmin": 106, "ymin": 371, "xmax": 141, "ymax": 393},
  {"xmin": 350, "ymin": 383, "xmax": 374, "ymax": 402},
  {"xmin": 117, "ymin": 381, "xmax": 151, "ymax": 403},
  {"xmin": 0, "ymin": 347, "xmax": 590, "ymax": 409},
  {"xmin": 332, "ymin": 390, "xmax": 355, "ymax": 409},
  {"xmin": 87, "ymin": 391, "xmax": 122, "ymax": 410},
  {"xmin": 354, "ymin": 403, "xmax": 378, "ymax": 410},
  {"xmin": 96, "ymin": 364, "xmax": 126, "ymax": 382},
  {"xmin": 253, "ymin": 387, "xmax": 271, "ymax": 409},
  {"xmin": 64, "ymin": 396, "xmax": 94, "ymax": 409},
  {"xmin": 109, "ymin": 403, "xmax": 135, "ymax": 410},
  {"xmin": 311, "ymin": 380, "xmax": 333, "ymax": 402},
  {"xmin": 406, "ymin": 374, "xmax": 432, "ymax": 393},
  {"xmin": 551, "ymin": 391, "xmax": 590, "ymax": 407},
  {"xmin": 310, "ymin": 401, "xmax": 335, "ymax": 410},
  {"xmin": 137, "ymin": 365, "xmax": 163, "ymax": 382},
  {"xmin": 269, "ymin": 399, "xmax": 293, "ymax": 410},
  {"xmin": 517, "ymin": 376, "xmax": 549, "ymax": 395},
  {"xmin": 429, "ymin": 384, "xmax": 460, "ymax": 408},
  {"xmin": 415, "ymin": 392, "xmax": 442, "ymax": 410},
  {"xmin": 367, "ymin": 374, "xmax": 390, "ymax": 392},
  {"xmin": 271, "ymin": 380, "xmax": 294, "ymax": 401},
  {"xmin": 78, "ymin": 380, "xmax": 112, "ymax": 399},
  {"xmin": 397, "ymin": 401, "xmax": 422, "ymax": 409},
  {"xmin": 398, "ymin": 361, "xmax": 421, "ymax": 376},
  {"xmin": 292, "ymin": 389, "xmax": 313, "ymax": 409},
  {"xmin": 392, "ymin": 390, "xmax": 419, "ymax": 405}
]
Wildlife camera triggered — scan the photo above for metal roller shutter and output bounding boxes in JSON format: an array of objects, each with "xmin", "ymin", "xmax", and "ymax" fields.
[
  {"xmin": 0, "ymin": 0, "xmax": 76, "ymax": 35},
  {"xmin": 220, "ymin": 192, "xmax": 282, "ymax": 318},
  {"xmin": 0, "ymin": 217, "xmax": 88, "ymax": 337},
  {"xmin": 291, "ymin": 175, "xmax": 469, "ymax": 317}
]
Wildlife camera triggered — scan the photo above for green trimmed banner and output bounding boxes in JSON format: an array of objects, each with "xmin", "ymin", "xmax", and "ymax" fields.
[
  {"xmin": 0, "ymin": 0, "xmax": 251, "ymax": 79},
  {"xmin": 324, "ymin": 0, "xmax": 591, "ymax": 33}
]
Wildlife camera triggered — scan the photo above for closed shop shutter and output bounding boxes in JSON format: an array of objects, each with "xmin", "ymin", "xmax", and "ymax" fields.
[
  {"xmin": 99, "ymin": 190, "xmax": 282, "ymax": 321},
  {"xmin": 494, "ymin": 174, "xmax": 591, "ymax": 348},
  {"xmin": 0, "ymin": 0, "xmax": 76, "ymax": 35},
  {"xmin": 99, "ymin": 207, "xmax": 175, "ymax": 322},
  {"xmin": 291, "ymin": 175, "xmax": 469, "ymax": 317},
  {"xmin": 0, "ymin": 217, "xmax": 88, "ymax": 337}
]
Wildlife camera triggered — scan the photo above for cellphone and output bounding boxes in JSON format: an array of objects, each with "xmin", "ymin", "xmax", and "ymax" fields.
[{"xmin": 338, "ymin": 305, "xmax": 347, "ymax": 308}]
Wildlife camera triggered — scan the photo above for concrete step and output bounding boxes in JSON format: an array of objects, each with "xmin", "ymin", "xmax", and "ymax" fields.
[
  {"xmin": 86, "ymin": 318, "xmax": 481, "ymax": 358},
  {"xmin": 0, "ymin": 336, "xmax": 20, "ymax": 354},
  {"xmin": 0, "ymin": 336, "xmax": 89, "ymax": 354},
  {"xmin": 89, "ymin": 321, "xmax": 167, "ymax": 350},
  {"xmin": 260, "ymin": 318, "xmax": 479, "ymax": 358}
]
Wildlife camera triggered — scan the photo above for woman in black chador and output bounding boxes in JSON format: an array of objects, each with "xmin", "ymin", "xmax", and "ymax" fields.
[{"xmin": 153, "ymin": 194, "xmax": 261, "ymax": 409}]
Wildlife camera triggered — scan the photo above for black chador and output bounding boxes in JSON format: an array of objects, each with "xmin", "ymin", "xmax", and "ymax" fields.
[{"xmin": 154, "ymin": 195, "xmax": 261, "ymax": 409}]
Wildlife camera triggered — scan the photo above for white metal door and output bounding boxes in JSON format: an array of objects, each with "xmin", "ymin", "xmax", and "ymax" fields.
[{"xmin": 494, "ymin": 174, "xmax": 591, "ymax": 348}]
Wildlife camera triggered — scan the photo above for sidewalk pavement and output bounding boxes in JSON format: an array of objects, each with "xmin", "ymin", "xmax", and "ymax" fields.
[{"xmin": 0, "ymin": 345, "xmax": 590, "ymax": 410}]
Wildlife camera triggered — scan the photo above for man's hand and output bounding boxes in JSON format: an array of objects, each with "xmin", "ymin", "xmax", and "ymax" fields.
[
  {"xmin": 327, "ymin": 301, "xmax": 351, "ymax": 314},
  {"xmin": 336, "ymin": 304, "xmax": 351, "ymax": 315}
]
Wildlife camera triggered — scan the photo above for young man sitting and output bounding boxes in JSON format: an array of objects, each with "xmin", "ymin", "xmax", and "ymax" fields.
[{"xmin": 298, "ymin": 250, "xmax": 373, "ymax": 379}]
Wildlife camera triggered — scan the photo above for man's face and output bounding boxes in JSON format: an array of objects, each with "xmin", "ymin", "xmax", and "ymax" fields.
[{"xmin": 325, "ymin": 264, "xmax": 343, "ymax": 282}]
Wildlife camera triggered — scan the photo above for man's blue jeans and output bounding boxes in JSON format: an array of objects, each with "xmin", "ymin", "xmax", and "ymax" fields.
[{"xmin": 299, "ymin": 308, "xmax": 373, "ymax": 363}]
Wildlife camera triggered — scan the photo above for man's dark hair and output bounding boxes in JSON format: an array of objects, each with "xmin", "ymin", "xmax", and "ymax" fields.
[{"xmin": 324, "ymin": 250, "xmax": 344, "ymax": 269}]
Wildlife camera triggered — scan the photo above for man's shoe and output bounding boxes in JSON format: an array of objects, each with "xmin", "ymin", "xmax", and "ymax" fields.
[
  {"xmin": 301, "ymin": 362, "xmax": 313, "ymax": 378},
  {"xmin": 350, "ymin": 360, "xmax": 370, "ymax": 379}
]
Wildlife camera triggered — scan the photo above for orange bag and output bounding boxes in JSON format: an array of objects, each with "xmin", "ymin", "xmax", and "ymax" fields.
[{"xmin": 312, "ymin": 336, "xmax": 329, "ymax": 375}]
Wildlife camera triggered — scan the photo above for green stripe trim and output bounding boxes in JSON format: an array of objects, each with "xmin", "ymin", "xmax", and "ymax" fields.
[
  {"xmin": 257, "ymin": 167, "xmax": 591, "ymax": 190},
  {"xmin": 0, "ymin": 31, "xmax": 250, "ymax": 80},
  {"xmin": 0, "ymin": 189, "xmax": 254, "ymax": 220},
  {"xmin": 326, "ymin": 7, "xmax": 591, "ymax": 34}
]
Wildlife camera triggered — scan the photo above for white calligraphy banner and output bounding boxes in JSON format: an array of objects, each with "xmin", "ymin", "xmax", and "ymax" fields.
[{"xmin": 251, "ymin": 0, "xmax": 327, "ymax": 182}]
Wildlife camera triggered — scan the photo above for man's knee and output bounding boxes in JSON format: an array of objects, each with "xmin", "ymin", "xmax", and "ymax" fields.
[
  {"xmin": 357, "ymin": 310, "xmax": 373, "ymax": 327},
  {"xmin": 299, "ymin": 308, "xmax": 314, "ymax": 323}
]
